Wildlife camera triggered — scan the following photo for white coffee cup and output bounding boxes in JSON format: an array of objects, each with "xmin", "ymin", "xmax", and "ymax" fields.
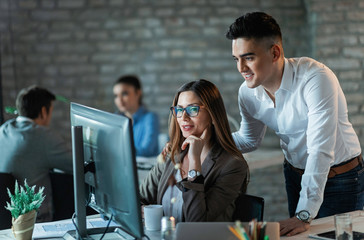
[{"xmin": 144, "ymin": 204, "xmax": 163, "ymax": 231}]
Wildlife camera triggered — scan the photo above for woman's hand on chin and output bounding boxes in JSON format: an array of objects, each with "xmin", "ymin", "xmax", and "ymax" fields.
[{"xmin": 181, "ymin": 127, "xmax": 210, "ymax": 167}]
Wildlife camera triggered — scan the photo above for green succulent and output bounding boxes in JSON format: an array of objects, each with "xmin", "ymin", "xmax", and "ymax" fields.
[
  {"xmin": 55, "ymin": 95, "xmax": 70, "ymax": 103},
  {"xmin": 5, "ymin": 180, "xmax": 45, "ymax": 219},
  {"xmin": 4, "ymin": 106, "xmax": 18, "ymax": 115}
]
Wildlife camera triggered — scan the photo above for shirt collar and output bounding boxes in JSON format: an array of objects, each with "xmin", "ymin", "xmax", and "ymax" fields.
[
  {"xmin": 16, "ymin": 116, "xmax": 34, "ymax": 123},
  {"xmin": 279, "ymin": 58, "xmax": 294, "ymax": 92},
  {"xmin": 253, "ymin": 86, "xmax": 270, "ymax": 102},
  {"xmin": 253, "ymin": 58, "xmax": 294, "ymax": 101}
]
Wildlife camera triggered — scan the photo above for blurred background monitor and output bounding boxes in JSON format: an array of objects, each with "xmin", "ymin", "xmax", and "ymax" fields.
[{"xmin": 68, "ymin": 102, "xmax": 143, "ymax": 239}]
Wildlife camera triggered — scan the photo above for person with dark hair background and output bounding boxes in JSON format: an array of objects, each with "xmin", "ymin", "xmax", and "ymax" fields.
[
  {"xmin": 113, "ymin": 75, "xmax": 160, "ymax": 157},
  {"xmin": 225, "ymin": 12, "xmax": 363, "ymax": 236},
  {"xmin": 0, "ymin": 85, "xmax": 72, "ymax": 222},
  {"xmin": 140, "ymin": 79, "xmax": 249, "ymax": 222}
]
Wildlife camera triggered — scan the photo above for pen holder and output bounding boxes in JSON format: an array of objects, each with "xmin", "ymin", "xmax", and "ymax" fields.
[{"xmin": 229, "ymin": 220, "xmax": 270, "ymax": 240}]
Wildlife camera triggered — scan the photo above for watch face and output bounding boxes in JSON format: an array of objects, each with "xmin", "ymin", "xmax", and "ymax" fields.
[
  {"xmin": 188, "ymin": 170, "xmax": 196, "ymax": 178},
  {"xmin": 299, "ymin": 210, "xmax": 310, "ymax": 220}
]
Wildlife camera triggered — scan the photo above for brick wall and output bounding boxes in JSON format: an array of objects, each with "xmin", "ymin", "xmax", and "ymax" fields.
[
  {"xmin": 306, "ymin": 0, "xmax": 364, "ymax": 147},
  {"xmin": 0, "ymin": 0, "xmax": 362, "ymax": 150}
]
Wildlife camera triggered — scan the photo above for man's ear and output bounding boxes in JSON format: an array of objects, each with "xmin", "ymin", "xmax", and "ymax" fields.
[
  {"xmin": 271, "ymin": 44, "xmax": 282, "ymax": 62},
  {"xmin": 39, "ymin": 106, "xmax": 47, "ymax": 120}
]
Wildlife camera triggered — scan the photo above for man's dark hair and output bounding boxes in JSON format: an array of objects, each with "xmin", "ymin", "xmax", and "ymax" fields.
[
  {"xmin": 114, "ymin": 75, "xmax": 143, "ymax": 105},
  {"xmin": 226, "ymin": 12, "xmax": 282, "ymax": 41},
  {"xmin": 16, "ymin": 85, "xmax": 56, "ymax": 119}
]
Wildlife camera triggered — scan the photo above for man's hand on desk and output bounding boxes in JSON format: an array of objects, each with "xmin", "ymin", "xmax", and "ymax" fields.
[{"xmin": 279, "ymin": 217, "xmax": 309, "ymax": 236}]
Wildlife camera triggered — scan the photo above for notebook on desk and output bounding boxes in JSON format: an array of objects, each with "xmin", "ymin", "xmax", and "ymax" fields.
[
  {"xmin": 175, "ymin": 222, "xmax": 280, "ymax": 240},
  {"xmin": 32, "ymin": 217, "xmax": 120, "ymax": 239}
]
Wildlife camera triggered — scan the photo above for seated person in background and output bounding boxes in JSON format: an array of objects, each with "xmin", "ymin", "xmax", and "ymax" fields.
[
  {"xmin": 139, "ymin": 79, "xmax": 249, "ymax": 222},
  {"xmin": 0, "ymin": 86, "xmax": 73, "ymax": 222},
  {"xmin": 113, "ymin": 75, "xmax": 160, "ymax": 157}
]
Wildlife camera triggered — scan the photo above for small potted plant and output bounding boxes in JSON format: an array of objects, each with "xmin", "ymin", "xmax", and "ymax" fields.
[{"xmin": 5, "ymin": 180, "xmax": 45, "ymax": 240}]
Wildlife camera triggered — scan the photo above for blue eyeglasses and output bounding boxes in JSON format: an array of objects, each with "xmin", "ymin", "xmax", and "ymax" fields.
[{"xmin": 170, "ymin": 105, "xmax": 203, "ymax": 118}]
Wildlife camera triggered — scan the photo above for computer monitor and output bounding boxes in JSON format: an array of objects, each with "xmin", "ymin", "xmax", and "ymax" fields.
[{"xmin": 66, "ymin": 102, "xmax": 143, "ymax": 239}]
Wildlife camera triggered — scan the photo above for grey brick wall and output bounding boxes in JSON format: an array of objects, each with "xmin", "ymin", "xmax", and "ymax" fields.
[
  {"xmin": 0, "ymin": 0, "xmax": 363, "ymax": 150},
  {"xmin": 306, "ymin": 0, "xmax": 364, "ymax": 148}
]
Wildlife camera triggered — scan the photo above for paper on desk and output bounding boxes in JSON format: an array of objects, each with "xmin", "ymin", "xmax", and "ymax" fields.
[
  {"xmin": 0, "ymin": 232, "xmax": 14, "ymax": 240},
  {"xmin": 32, "ymin": 217, "xmax": 120, "ymax": 239}
]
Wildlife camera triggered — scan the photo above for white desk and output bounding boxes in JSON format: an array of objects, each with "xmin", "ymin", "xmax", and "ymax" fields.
[
  {"xmin": 1, "ymin": 211, "xmax": 363, "ymax": 240},
  {"xmin": 0, "ymin": 228, "xmax": 160, "ymax": 240},
  {"xmin": 0, "ymin": 230, "xmax": 14, "ymax": 239},
  {"xmin": 0, "ymin": 216, "xmax": 161, "ymax": 240},
  {"xmin": 284, "ymin": 210, "xmax": 364, "ymax": 240}
]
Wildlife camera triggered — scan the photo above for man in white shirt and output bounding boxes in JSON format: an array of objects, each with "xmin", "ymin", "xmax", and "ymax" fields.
[
  {"xmin": 226, "ymin": 12, "xmax": 363, "ymax": 236},
  {"xmin": 0, "ymin": 86, "xmax": 73, "ymax": 222}
]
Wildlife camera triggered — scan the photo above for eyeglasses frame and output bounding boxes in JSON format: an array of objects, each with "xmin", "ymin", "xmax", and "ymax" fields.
[{"xmin": 170, "ymin": 105, "xmax": 205, "ymax": 118}]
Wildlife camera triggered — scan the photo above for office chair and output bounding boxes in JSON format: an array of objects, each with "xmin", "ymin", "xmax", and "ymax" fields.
[
  {"xmin": 50, "ymin": 171, "xmax": 75, "ymax": 220},
  {"xmin": 0, "ymin": 172, "xmax": 16, "ymax": 230},
  {"xmin": 233, "ymin": 193, "xmax": 265, "ymax": 222},
  {"xmin": 49, "ymin": 171, "xmax": 98, "ymax": 220}
]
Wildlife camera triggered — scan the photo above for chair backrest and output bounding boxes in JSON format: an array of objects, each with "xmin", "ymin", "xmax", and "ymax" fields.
[
  {"xmin": 0, "ymin": 172, "xmax": 16, "ymax": 230},
  {"xmin": 49, "ymin": 171, "xmax": 97, "ymax": 221},
  {"xmin": 233, "ymin": 193, "xmax": 264, "ymax": 222},
  {"xmin": 49, "ymin": 171, "xmax": 75, "ymax": 221}
]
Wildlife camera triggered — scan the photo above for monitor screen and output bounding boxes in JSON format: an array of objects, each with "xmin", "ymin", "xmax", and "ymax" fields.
[{"xmin": 70, "ymin": 102, "xmax": 143, "ymax": 239}]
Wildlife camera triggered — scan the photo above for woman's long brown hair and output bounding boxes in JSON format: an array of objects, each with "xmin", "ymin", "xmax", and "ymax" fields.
[{"xmin": 168, "ymin": 79, "xmax": 244, "ymax": 163}]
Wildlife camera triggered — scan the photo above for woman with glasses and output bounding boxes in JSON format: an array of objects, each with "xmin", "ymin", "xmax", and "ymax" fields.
[{"xmin": 139, "ymin": 79, "xmax": 249, "ymax": 222}]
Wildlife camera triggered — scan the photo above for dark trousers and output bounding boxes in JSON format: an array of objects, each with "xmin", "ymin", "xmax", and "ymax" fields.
[{"xmin": 283, "ymin": 157, "xmax": 364, "ymax": 219}]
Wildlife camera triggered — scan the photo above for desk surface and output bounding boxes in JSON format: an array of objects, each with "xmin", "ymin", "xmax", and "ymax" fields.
[
  {"xmin": 1, "ymin": 211, "xmax": 363, "ymax": 240},
  {"xmin": 284, "ymin": 210, "xmax": 364, "ymax": 240},
  {"xmin": 0, "ymin": 215, "xmax": 161, "ymax": 240},
  {"xmin": 0, "ymin": 228, "xmax": 161, "ymax": 240}
]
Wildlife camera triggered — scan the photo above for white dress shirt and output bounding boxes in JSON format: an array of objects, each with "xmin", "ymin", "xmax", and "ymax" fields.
[{"xmin": 233, "ymin": 57, "xmax": 361, "ymax": 218}]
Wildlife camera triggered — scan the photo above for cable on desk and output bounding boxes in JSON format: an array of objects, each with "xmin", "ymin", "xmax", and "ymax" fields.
[
  {"xmin": 143, "ymin": 234, "xmax": 151, "ymax": 240},
  {"xmin": 71, "ymin": 212, "xmax": 81, "ymax": 238},
  {"xmin": 99, "ymin": 214, "xmax": 113, "ymax": 240}
]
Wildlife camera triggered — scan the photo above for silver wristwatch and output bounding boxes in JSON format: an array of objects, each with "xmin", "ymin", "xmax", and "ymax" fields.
[
  {"xmin": 188, "ymin": 169, "xmax": 201, "ymax": 179},
  {"xmin": 295, "ymin": 210, "xmax": 312, "ymax": 223}
]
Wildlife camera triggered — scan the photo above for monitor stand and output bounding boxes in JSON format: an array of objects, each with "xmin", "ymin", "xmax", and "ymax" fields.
[{"xmin": 63, "ymin": 227, "xmax": 136, "ymax": 240}]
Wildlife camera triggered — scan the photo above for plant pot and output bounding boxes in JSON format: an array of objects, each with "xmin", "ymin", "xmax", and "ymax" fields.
[{"xmin": 12, "ymin": 210, "xmax": 37, "ymax": 240}]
